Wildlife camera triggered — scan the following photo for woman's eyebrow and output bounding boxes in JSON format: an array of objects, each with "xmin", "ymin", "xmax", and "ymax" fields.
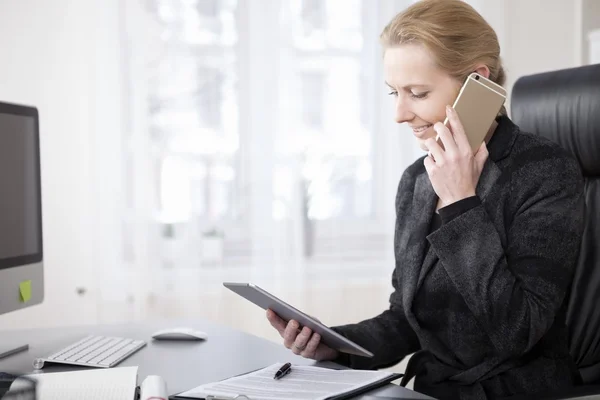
[{"xmin": 385, "ymin": 81, "xmax": 429, "ymax": 89}]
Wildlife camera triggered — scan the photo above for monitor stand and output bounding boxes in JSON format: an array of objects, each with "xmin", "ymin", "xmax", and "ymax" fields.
[{"xmin": 0, "ymin": 344, "xmax": 28, "ymax": 360}]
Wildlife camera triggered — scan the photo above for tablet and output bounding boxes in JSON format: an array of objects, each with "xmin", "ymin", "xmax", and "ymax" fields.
[{"xmin": 223, "ymin": 282, "xmax": 374, "ymax": 358}]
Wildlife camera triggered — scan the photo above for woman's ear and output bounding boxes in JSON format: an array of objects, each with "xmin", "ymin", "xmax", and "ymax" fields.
[{"xmin": 473, "ymin": 64, "xmax": 491, "ymax": 79}]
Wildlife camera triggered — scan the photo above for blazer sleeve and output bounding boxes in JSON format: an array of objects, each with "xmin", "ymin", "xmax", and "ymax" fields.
[
  {"xmin": 426, "ymin": 153, "xmax": 584, "ymax": 359},
  {"xmin": 331, "ymin": 172, "xmax": 422, "ymax": 370}
]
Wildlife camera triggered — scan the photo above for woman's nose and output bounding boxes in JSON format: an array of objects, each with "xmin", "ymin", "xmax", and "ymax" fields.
[{"xmin": 394, "ymin": 98, "xmax": 414, "ymax": 124}]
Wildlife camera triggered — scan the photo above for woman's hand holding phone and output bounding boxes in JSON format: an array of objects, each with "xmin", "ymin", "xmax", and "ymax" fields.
[{"xmin": 424, "ymin": 105, "xmax": 489, "ymax": 207}]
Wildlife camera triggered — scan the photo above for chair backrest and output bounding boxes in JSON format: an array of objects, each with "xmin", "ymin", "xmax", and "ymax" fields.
[{"xmin": 511, "ymin": 63, "xmax": 600, "ymax": 384}]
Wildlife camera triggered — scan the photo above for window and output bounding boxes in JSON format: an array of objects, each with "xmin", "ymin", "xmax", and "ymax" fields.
[
  {"xmin": 125, "ymin": 0, "xmax": 412, "ymax": 285},
  {"xmin": 276, "ymin": 0, "xmax": 374, "ymax": 223},
  {"xmin": 147, "ymin": 0, "xmax": 241, "ymax": 224}
]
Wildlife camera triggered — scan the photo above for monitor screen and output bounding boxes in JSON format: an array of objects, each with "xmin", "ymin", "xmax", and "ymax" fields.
[{"xmin": 0, "ymin": 106, "xmax": 42, "ymax": 269}]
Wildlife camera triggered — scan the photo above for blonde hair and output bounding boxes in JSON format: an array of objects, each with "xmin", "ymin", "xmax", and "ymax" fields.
[{"xmin": 381, "ymin": 0, "xmax": 506, "ymax": 113}]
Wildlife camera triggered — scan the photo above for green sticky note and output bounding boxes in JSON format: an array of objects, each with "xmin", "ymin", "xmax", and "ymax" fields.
[{"xmin": 19, "ymin": 280, "xmax": 32, "ymax": 303}]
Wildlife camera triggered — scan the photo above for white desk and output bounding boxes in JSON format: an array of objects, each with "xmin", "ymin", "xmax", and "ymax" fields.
[{"xmin": 0, "ymin": 318, "xmax": 433, "ymax": 399}]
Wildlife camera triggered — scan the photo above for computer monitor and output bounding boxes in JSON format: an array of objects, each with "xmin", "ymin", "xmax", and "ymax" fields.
[{"xmin": 0, "ymin": 101, "xmax": 44, "ymax": 359}]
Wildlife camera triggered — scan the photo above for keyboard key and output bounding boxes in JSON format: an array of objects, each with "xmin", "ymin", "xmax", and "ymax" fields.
[
  {"xmin": 55, "ymin": 336, "xmax": 106, "ymax": 361},
  {"xmin": 46, "ymin": 335, "xmax": 98, "ymax": 360},
  {"xmin": 77, "ymin": 338, "xmax": 122, "ymax": 363},
  {"xmin": 68, "ymin": 337, "xmax": 115, "ymax": 362},
  {"xmin": 99, "ymin": 341, "xmax": 145, "ymax": 366}
]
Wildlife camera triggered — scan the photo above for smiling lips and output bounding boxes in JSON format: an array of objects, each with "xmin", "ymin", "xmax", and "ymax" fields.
[{"xmin": 411, "ymin": 124, "xmax": 433, "ymax": 137}]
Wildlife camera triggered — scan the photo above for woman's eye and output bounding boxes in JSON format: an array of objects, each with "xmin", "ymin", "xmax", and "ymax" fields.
[
  {"xmin": 388, "ymin": 90, "xmax": 398, "ymax": 97},
  {"xmin": 410, "ymin": 92, "xmax": 429, "ymax": 99}
]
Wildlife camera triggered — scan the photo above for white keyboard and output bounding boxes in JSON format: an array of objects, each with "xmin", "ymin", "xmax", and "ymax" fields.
[{"xmin": 35, "ymin": 335, "xmax": 146, "ymax": 369}]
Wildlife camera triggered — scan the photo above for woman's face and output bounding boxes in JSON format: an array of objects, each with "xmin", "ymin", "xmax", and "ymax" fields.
[{"xmin": 383, "ymin": 44, "xmax": 461, "ymax": 151}]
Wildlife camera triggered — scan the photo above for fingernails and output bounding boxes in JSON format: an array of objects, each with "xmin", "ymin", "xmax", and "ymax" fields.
[{"xmin": 446, "ymin": 105, "xmax": 453, "ymax": 114}]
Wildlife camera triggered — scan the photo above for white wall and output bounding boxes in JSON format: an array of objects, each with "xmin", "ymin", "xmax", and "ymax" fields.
[
  {"xmin": 590, "ymin": 29, "xmax": 600, "ymax": 64},
  {"xmin": 504, "ymin": 0, "xmax": 580, "ymax": 95},
  {"xmin": 0, "ymin": 0, "xmax": 125, "ymax": 330},
  {"xmin": 471, "ymin": 0, "xmax": 582, "ymax": 113},
  {"xmin": 582, "ymin": 0, "xmax": 600, "ymax": 63}
]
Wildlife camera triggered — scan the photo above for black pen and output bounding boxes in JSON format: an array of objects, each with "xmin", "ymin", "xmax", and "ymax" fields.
[{"xmin": 273, "ymin": 362, "xmax": 292, "ymax": 380}]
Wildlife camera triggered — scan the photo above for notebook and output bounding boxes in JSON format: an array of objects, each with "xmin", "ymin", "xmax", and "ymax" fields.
[
  {"xmin": 171, "ymin": 362, "xmax": 402, "ymax": 400},
  {"xmin": 7, "ymin": 366, "xmax": 138, "ymax": 400}
]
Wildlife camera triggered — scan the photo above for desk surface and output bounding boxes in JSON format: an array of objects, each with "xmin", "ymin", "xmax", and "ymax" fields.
[{"xmin": 0, "ymin": 319, "xmax": 432, "ymax": 399}]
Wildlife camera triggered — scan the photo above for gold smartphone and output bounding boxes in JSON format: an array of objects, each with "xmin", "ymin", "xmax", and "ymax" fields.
[{"xmin": 441, "ymin": 73, "xmax": 507, "ymax": 151}]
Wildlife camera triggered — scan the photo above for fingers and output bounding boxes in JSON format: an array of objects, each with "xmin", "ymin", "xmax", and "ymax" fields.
[
  {"xmin": 283, "ymin": 320, "xmax": 301, "ymax": 348},
  {"xmin": 266, "ymin": 309, "xmax": 287, "ymax": 336},
  {"xmin": 424, "ymin": 153, "xmax": 436, "ymax": 175},
  {"xmin": 424, "ymin": 136, "xmax": 444, "ymax": 164},
  {"xmin": 434, "ymin": 121, "xmax": 458, "ymax": 155},
  {"xmin": 445, "ymin": 105, "xmax": 471, "ymax": 153},
  {"xmin": 268, "ymin": 309, "xmax": 323, "ymax": 360},
  {"xmin": 291, "ymin": 326, "xmax": 312, "ymax": 355},
  {"xmin": 474, "ymin": 141, "xmax": 489, "ymax": 169},
  {"xmin": 301, "ymin": 332, "xmax": 322, "ymax": 359},
  {"xmin": 271, "ymin": 316, "xmax": 332, "ymax": 361},
  {"xmin": 271, "ymin": 313, "xmax": 320, "ymax": 359}
]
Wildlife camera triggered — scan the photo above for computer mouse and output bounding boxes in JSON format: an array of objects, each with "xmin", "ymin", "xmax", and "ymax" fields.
[{"xmin": 151, "ymin": 327, "xmax": 208, "ymax": 341}]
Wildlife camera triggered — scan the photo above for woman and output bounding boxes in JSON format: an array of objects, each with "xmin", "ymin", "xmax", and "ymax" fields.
[{"xmin": 267, "ymin": 0, "xmax": 584, "ymax": 398}]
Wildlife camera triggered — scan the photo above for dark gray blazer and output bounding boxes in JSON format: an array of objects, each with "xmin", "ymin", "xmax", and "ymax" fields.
[{"xmin": 333, "ymin": 116, "xmax": 584, "ymax": 399}]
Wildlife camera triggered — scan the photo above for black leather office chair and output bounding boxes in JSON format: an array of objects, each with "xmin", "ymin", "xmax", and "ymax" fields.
[{"xmin": 511, "ymin": 64, "xmax": 600, "ymax": 392}]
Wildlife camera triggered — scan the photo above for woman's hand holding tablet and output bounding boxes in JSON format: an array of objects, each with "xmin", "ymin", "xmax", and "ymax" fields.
[{"xmin": 223, "ymin": 282, "xmax": 374, "ymax": 359}]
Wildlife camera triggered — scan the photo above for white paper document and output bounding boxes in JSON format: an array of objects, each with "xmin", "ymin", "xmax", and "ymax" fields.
[
  {"xmin": 178, "ymin": 363, "xmax": 397, "ymax": 400},
  {"xmin": 8, "ymin": 366, "xmax": 138, "ymax": 400}
]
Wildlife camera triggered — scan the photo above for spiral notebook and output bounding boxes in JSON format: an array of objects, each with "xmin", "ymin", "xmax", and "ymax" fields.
[{"xmin": 170, "ymin": 362, "xmax": 402, "ymax": 400}]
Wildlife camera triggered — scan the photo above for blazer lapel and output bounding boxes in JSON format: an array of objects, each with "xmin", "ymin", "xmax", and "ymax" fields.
[
  {"xmin": 402, "ymin": 171, "xmax": 437, "ymax": 313},
  {"xmin": 415, "ymin": 152, "xmax": 503, "ymax": 294},
  {"xmin": 476, "ymin": 158, "xmax": 502, "ymax": 201},
  {"xmin": 416, "ymin": 243, "xmax": 440, "ymax": 292},
  {"xmin": 476, "ymin": 115, "xmax": 519, "ymax": 199}
]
